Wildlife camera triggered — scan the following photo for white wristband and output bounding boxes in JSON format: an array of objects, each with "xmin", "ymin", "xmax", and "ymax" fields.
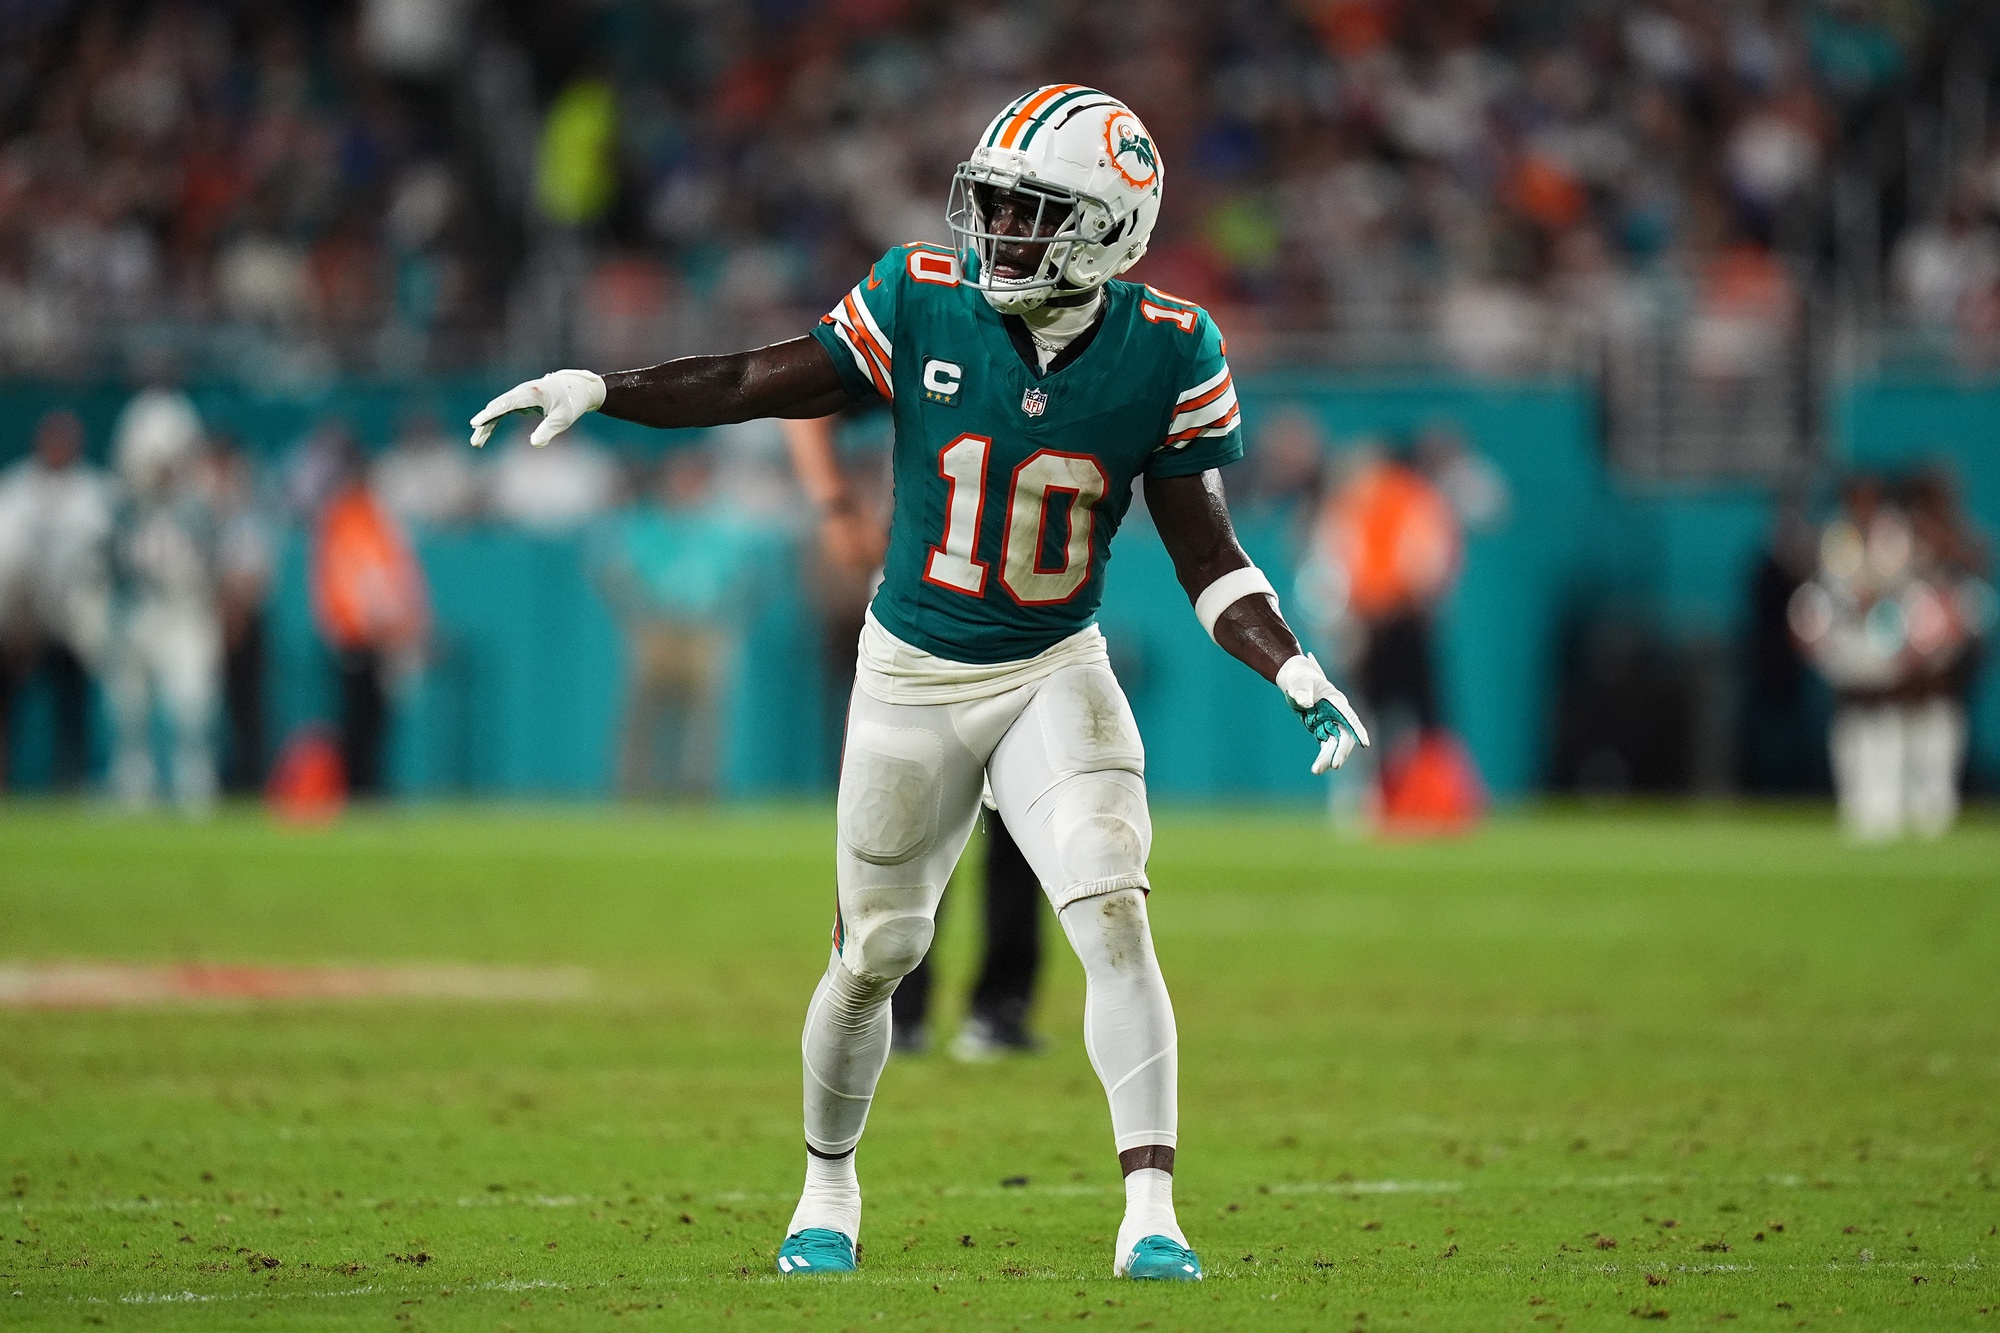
[{"xmin": 1193, "ymin": 565, "xmax": 1277, "ymax": 640}]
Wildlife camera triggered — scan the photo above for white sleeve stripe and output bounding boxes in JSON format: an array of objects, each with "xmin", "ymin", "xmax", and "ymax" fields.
[
  {"xmin": 1197, "ymin": 405, "xmax": 1242, "ymax": 436},
  {"xmin": 829, "ymin": 320, "xmax": 878, "ymax": 383},
  {"xmin": 1168, "ymin": 387, "xmax": 1238, "ymax": 430},
  {"xmin": 849, "ymin": 286, "xmax": 892, "ymax": 359},
  {"xmin": 828, "ymin": 291, "xmax": 893, "ymax": 392},
  {"xmin": 1175, "ymin": 366, "xmax": 1230, "ymax": 404}
]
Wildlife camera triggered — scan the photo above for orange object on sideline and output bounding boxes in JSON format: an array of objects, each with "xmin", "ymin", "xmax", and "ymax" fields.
[
  {"xmin": 265, "ymin": 727, "xmax": 347, "ymax": 824},
  {"xmin": 1377, "ymin": 729, "xmax": 1484, "ymax": 836},
  {"xmin": 312, "ymin": 484, "xmax": 428, "ymax": 652}
]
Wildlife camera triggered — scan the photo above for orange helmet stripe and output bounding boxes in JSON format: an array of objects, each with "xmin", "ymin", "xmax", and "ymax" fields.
[{"xmin": 998, "ymin": 84, "xmax": 1083, "ymax": 149}]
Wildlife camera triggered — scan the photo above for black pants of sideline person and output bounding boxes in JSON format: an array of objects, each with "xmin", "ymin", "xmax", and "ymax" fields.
[
  {"xmin": 335, "ymin": 648, "xmax": 387, "ymax": 797},
  {"xmin": 892, "ymin": 814, "xmax": 1041, "ymax": 1046},
  {"xmin": 0, "ymin": 641, "xmax": 92, "ymax": 792},
  {"xmin": 223, "ymin": 611, "xmax": 267, "ymax": 794},
  {"xmin": 1359, "ymin": 609, "xmax": 1441, "ymax": 733}
]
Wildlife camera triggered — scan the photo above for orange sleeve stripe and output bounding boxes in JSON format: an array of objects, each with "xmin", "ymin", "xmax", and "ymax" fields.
[
  {"xmin": 999, "ymin": 84, "xmax": 1082, "ymax": 148},
  {"xmin": 843, "ymin": 294, "xmax": 893, "ymax": 374},
  {"xmin": 841, "ymin": 293, "xmax": 893, "ymax": 398},
  {"xmin": 1172, "ymin": 373, "xmax": 1234, "ymax": 417},
  {"xmin": 1162, "ymin": 404, "xmax": 1240, "ymax": 445}
]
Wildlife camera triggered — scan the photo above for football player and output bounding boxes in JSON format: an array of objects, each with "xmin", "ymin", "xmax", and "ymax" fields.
[{"xmin": 472, "ymin": 85, "xmax": 1368, "ymax": 1281}]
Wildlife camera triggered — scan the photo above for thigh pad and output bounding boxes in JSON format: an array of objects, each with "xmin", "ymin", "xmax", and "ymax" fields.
[
  {"xmin": 837, "ymin": 722, "xmax": 944, "ymax": 866},
  {"xmin": 1034, "ymin": 665, "xmax": 1144, "ymax": 779}
]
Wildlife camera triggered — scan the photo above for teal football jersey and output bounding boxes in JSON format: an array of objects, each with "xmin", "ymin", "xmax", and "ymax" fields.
[{"xmin": 810, "ymin": 243, "xmax": 1244, "ymax": 664}]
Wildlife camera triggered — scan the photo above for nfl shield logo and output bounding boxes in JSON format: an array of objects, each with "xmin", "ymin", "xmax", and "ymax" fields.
[{"xmin": 1020, "ymin": 387, "xmax": 1048, "ymax": 417}]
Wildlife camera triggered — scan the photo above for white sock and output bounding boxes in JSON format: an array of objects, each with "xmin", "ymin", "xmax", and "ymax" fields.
[
  {"xmin": 1115, "ymin": 1167, "xmax": 1186, "ymax": 1270},
  {"xmin": 786, "ymin": 1150, "xmax": 861, "ymax": 1241}
]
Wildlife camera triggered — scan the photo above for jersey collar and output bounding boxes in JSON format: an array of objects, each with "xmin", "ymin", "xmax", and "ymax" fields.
[{"xmin": 998, "ymin": 297, "xmax": 1109, "ymax": 380}]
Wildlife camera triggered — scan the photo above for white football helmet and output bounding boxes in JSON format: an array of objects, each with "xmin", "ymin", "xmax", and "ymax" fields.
[{"xmin": 947, "ymin": 85, "xmax": 1163, "ymax": 314}]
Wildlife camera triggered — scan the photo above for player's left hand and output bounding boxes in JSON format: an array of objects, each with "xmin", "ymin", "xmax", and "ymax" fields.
[
  {"xmin": 469, "ymin": 369, "xmax": 606, "ymax": 448},
  {"xmin": 1275, "ymin": 653, "xmax": 1370, "ymax": 774}
]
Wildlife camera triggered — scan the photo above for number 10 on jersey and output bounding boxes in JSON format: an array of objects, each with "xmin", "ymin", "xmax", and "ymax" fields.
[{"xmin": 924, "ymin": 433, "xmax": 1109, "ymax": 606}]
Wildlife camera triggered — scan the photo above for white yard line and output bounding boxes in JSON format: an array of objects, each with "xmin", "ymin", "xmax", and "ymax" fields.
[
  {"xmin": 98, "ymin": 1278, "xmax": 567, "ymax": 1306},
  {"xmin": 1265, "ymin": 1180, "xmax": 1463, "ymax": 1195}
]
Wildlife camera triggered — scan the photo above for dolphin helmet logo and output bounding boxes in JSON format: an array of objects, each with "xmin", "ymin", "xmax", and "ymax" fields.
[{"xmin": 1104, "ymin": 111, "xmax": 1159, "ymax": 190}]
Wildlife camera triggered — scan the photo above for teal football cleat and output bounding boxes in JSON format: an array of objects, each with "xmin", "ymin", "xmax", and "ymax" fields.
[
  {"xmin": 776, "ymin": 1228, "xmax": 856, "ymax": 1275},
  {"xmin": 1121, "ymin": 1235, "xmax": 1203, "ymax": 1280}
]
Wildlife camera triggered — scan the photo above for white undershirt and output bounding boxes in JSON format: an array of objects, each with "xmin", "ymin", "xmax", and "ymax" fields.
[
  {"xmin": 1019, "ymin": 291, "xmax": 1104, "ymax": 370},
  {"xmin": 856, "ymin": 609, "xmax": 1110, "ymax": 704}
]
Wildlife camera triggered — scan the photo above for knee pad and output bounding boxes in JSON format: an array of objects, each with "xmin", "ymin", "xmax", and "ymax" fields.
[
  {"xmin": 837, "ymin": 888, "xmax": 937, "ymax": 980},
  {"xmin": 1046, "ymin": 770, "xmax": 1151, "ymax": 903},
  {"xmin": 837, "ymin": 722, "xmax": 943, "ymax": 866}
]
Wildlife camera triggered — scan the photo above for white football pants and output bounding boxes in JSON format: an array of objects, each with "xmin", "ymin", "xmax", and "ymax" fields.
[
  {"xmin": 106, "ymin": 601, "xmax": 221, "ymax": 813},
  {"xmin": 800, "ymin": 660, "xmax": 1178, "ymax": 1159},
  {"xmin": 1830, "ymin": 698, "xmax": 1965, "ymax": 842}
]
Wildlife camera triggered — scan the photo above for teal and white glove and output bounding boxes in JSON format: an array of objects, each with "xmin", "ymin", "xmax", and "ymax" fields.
[
  {"xmin": 1275, "ymin": 653, "xmax": 1370, "ymax": 775},
  {"xmin": 469, "ymin": 368, "xmax": 606, "ymax": 448}
]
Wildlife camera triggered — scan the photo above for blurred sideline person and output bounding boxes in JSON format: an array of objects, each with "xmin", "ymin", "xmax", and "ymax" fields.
[
  {"xmin": 1740, "ymin": 496, "xmax": 1824, "ymax": 793},
  {"xmin": 782, "ymin": 413, "xmax": 887, "ymax": 780},
  {"xmin": 1301, "ymin": 430, "xmax": 1495, "ymax": 831},
  {"xmin": 373, "ymin": 410, "xmax": 483, "ymax": 526},
  {"xmin": 487, "ymin": 422, "xmax": 620, "ymax": 531},
  {"xmin": 311, "ymin": 436, "xmax": 429, "ymax": 798},
  {"xmin": 204, "ymin": 436, "xmax": 275, "ymax": 793},
  {"xmin": 594, "ymin": 447, "xmax": 773, "ymax": 797},
  {"xmin": 1791, "ymin": 474, "xmax": 1991, "ymax": 840},
  {"xmin": 471, "ymin": 87, "xmax": 1369, "ymax": 1282},
  {"xmin": 783, "ymin": 415, "xmax": 1045, "ymax": 1061},
  {"xmin": 0, "ymin": 410, "xmax": 113, "ymax": 790},
  {"xmin": 106, "ymin": 385, "xmax": 221, "ymax": 813}
]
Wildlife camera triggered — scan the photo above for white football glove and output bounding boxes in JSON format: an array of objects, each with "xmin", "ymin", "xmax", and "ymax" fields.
[
  {"xmin": 1275, "ymin": 652, "xmax": 1371, "ymax": 775},
  {"xmin": 469, "ymin": 369, "xmax": 606, "ymax": 448}
]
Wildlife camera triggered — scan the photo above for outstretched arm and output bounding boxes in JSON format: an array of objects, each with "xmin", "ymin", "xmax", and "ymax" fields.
[
  {"xmin": 1146, "ymin": 468, "xmax": 1369, "ymax": 772},
  {"xmin": 470, "ymin": 336, "xmax": 855, "ymax": 447}
]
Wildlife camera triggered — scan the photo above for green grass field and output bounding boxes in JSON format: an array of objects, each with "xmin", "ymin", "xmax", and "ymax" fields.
[{"xmin": 1, "ymin": 803, "xmax": 1995, "ymax": 1331}]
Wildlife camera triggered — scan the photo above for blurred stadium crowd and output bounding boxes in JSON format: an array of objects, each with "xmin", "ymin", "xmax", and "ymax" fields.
[{"xmin": 2, "ymin": 0, "xmax": 1999, "ymax": 382}]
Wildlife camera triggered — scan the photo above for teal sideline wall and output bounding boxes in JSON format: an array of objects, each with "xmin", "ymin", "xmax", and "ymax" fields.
[{"xmin": 2, "ymin": 375, "xmax": 1992, "ymax": 798}]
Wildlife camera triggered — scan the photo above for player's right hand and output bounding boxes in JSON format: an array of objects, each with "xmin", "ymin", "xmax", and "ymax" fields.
[
  {"xmin": 469, "ymin": 369, "xmax": 606, "ymax": 448},
  {"xmin": 1275, "ymin": 652, "xmax": 1371, "ymax": 775}
]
